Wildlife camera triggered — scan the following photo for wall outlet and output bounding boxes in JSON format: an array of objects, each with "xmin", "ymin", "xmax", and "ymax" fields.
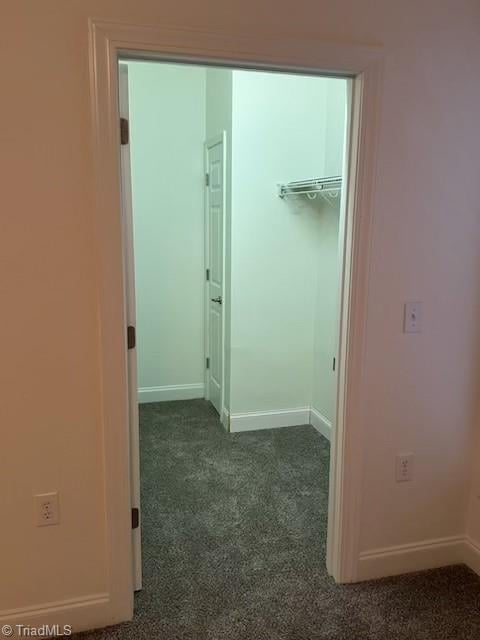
[
  {"xmin": 396, "ymin": 453, "xmax": 414, "ymax": 482},
  {"xmin": 404, "ymin": 301, "xmax": 422, "ymax": 333},
  {"xmin": 35, "ymin": 492, "xmax": 60, "ymax": 526}
]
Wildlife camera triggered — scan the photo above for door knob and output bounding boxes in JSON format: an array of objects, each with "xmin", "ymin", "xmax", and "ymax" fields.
[{"xmin": 211, "ymin": 296, "xmax": 222, "ymax": 305}]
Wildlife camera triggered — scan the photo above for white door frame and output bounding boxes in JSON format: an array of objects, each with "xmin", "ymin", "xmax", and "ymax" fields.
[
  {"xmin": 88, "ymin": 18, "xmax": 383, "ymax": 625},
  {"xmin": 204, "ymin": 133, "xmax": 227, "ymax": 424},
  {"xmin": 118, "ymin": 63, "xmax": 142, "ymax": 592}
]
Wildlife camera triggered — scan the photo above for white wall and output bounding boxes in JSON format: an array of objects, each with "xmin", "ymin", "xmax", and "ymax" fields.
[
  {"xmin": 128, "ymin": 62, "xmax": 206, "ymax": 400},
  {"xmin": 206, "ymin": 68, "xmax": 232, "ymax": 140},
  {"xmin": 2, "ymin": 0, "xmax": 480, "ymax": 624},
  {"xmin": 229, "ymin": 70, "xmax": 345, "ymax": 416},
  {"xmin": 311, "ymin": 204, "xmax": 341, "ymax": 424},
  {"xmin": 312, "ymin": 82, "xmax": 346, "ymax": 423},
  {"xmin": 324, "ymin": 82, "xmax": 347, "ymax": 177}
]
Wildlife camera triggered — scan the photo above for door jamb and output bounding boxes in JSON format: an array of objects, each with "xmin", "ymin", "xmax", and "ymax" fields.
[
  {"xmin": 89, "ymin": 18, "xmax": 383, "ymax": 625},
  {"xmin": 117, "ymin": 62, "xmax": 142, "ymax": 593}
]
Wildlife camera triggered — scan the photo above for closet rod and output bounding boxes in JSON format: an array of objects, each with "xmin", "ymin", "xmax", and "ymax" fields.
[{"xmin": 278, "ymin": 176, "xmax": 342, "ymax": 199}]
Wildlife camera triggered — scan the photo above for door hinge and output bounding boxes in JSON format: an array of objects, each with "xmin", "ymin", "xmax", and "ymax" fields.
[
  {"xmin": 120, "ymin": 117, "xmax": 129, "ymax": 145},
  {"xmin": 205, "ymin": 172, "xmax": 210, "ymax": 186},
  {"xmin": 131, "ymin": 507, "xmax": 139, "ymax": 529},
  {"xmin": 206, "ymin": 268, "xmax": 210, "ymax": 281},
  {"xmin": 332, "ymin": 357, "xmax": 336, "ymax": 372},
  {"xmin": 206, "ymin": 357, "xmax": 210, "ymax": 369},
  {"xmin": 127, "ymin": 325, "xmax": 136, "ymax": 350}
]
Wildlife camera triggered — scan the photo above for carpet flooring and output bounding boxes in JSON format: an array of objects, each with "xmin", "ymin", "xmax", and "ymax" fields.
[{"xmin": 78, "ymin": 399, "xmax": 480, "ymax": 640}]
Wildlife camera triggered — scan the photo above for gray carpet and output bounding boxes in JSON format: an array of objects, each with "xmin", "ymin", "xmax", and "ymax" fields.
[{"xmin": 79, "ymin": 399, "xmax": 480, "ymax": 639}]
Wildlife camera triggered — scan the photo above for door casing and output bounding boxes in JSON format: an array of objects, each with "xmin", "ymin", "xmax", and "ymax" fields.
[{"xmin": 89, "ymin": 18, "xmax": 383, "ymax": 628}]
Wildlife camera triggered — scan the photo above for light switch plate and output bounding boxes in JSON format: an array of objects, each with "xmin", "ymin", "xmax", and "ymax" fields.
[{"xmin": 404, "ymin": 301, "xmax": 422, "ymax": 333}]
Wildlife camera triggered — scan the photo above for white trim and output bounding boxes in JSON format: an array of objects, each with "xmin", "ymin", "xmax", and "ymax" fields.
[
  {"xmin": 463, "ymin": 536, "xmax": 480, "ymax": 576},
  {"xmin": 89, "ymin": 21, "xmax": 383, "ymax": 625},
  {"xmin": 230, "ymin": 407, "xmax": 311, "ymax": 433},
  {"xmin": 221, "ymin": 407, "xmax": 230, "ymax": 432},
  {"xmin": 357, "ymin": 536, "xmax": 465, "ymax": 582},
  {"xmin": 138, "ymin": 383, "xmax": 204, "ymax": 403},
  {"xmin": 229, "ymin": 406, "xmax": 332, "ymax": 438},
  {"xmin": 0, "ymin": 593, "xmax": 110, "ymax": 634},
  {"xmin": 326, "ymin": 60, "xmax": 383, "ymax": 584},
  {"xmin": 357, "ymin": 535, "xmax": 480, "ymax": 582},
  {"xmin": 309, "ymin": 407, "xmax": 332, "ymax": 441},
  {"xmin": 118, "ymin": 61, "xmax": 142, "ymax": 593}
]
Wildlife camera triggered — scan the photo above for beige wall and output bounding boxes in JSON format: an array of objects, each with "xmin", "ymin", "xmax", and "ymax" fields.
[{"xmin": 2, "ymin": 0, "xmax": 480, "ymax": 622}]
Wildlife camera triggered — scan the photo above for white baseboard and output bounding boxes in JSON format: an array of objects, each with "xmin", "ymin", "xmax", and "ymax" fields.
[
  {"xmin": 230, "ymin": 407, "xmax": 310, "ymax": 433},
  {"xmin": 463, "ymin": 536, "xmax": 480, "ymax": 576},
  {"xmin": 221, "ymin": 408, "xmax": 230, "ymax": 432},
  {"xmin": 309, "ymin": 407, "xmax": 332, "ymax": 441},
  {"xmin": 138, "ymin": 383, "xmax": 204, "ymax": 403},
  {"xmin": 357, "ymin": 535, "xmax": 465, "ymax": 581},
  {"xmin": 0, "ymin": 593, "xmax": 120, "ymax": 636},
  {"xmin": 228, "ymin": 406, "xmax": 334, "ymax": 436}
]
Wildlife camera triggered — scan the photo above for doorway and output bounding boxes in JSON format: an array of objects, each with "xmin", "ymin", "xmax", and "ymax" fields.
[
  {"xmin": 120, "ymin": 59, "xmax": 349, "ymax": 596},
  {"xmin": 89, "ymin": 20, "xmax": 381, "ymax": 624}
]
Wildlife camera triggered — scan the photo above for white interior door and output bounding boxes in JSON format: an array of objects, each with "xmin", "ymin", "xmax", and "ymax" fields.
[
  {"xmin": 205, "ymin": 134, "xmax": 225, "ymax": 415},
  {"xmin": 118, "ymin": 63, "xmax": 142, "ymax": 592}
]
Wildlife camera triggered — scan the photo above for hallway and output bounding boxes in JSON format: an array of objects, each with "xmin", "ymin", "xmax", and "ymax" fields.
[{"xmin": 79, "ymin": 400, "xmax": 480, "ymax": 639}]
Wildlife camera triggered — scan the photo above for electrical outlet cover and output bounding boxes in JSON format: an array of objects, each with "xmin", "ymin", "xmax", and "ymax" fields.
[
  {"xmin": 396, "ymin": 453, "xmax": 414, "ymax": 482},
  {"xmin": 35, "ymin": 492, "xmax": 60, "ymax": 526}
]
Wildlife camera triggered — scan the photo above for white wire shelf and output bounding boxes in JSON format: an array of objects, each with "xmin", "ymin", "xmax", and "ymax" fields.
[{"xmin": 278, "ymin": 176, "xmax": 342, "ymax": 201}]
